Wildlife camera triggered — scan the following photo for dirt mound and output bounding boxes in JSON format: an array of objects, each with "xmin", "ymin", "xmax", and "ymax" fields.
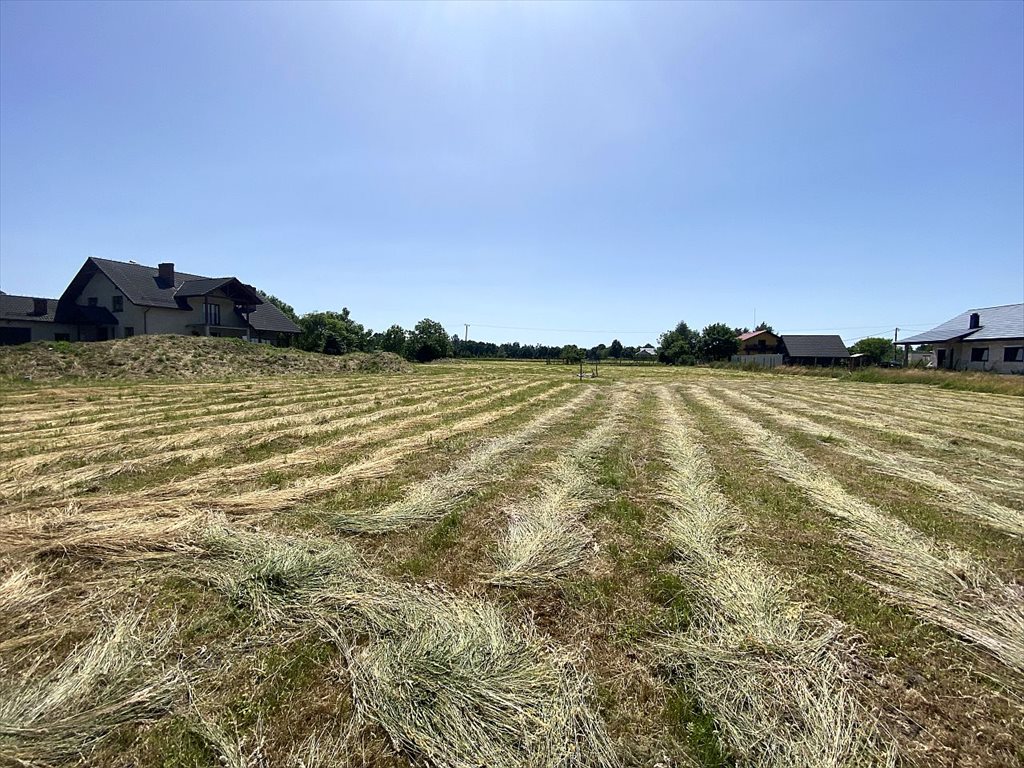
[{"xmin": 0, "ymin": 335, "xmax": 409, "ymax": 381}]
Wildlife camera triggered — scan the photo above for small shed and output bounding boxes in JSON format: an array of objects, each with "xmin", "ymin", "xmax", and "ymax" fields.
[{"xmin": 779, "ymin": 335, "xmax": 850, "ymax": 367}]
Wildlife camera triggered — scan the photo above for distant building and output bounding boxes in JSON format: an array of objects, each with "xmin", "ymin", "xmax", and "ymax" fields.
[
  {"xmin": 779, "ymin": 335, "xmax": 850, "ymax": 367},
  {"xmin": 0, "ymin": 258, "xmax": 300, "ymax": 346},
  {"xmin": 732, "ymin": 331, "xmax": 849, "ymax": 367},
  {"xmin": 898, "ymin": 304, "xmax": 1023, "ymax": 373},
  {"xmin": 636, "ymin": 343, "xmax": 657, "ymax": 357},
  {"xmin": 737, "ymin": 329, "xmax": 781, "ymax": 355}
]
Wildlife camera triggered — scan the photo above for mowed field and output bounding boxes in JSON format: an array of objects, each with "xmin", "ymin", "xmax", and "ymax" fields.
[{"xmin": 1, "ymin": 361, "xmax": 1022, "ymax": 768}]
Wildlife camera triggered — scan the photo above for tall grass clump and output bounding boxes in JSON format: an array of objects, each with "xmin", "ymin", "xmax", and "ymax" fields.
[
  {"xmin": 487, "ymin": 388, "xmax": 632, "ymax": 588},
  {"xmin": 652, "ymin": 388, "xmax": 893, "ymax": 767},
  {"xmin": 348, "ymin": 588, "xmax": 619, "ymax": 768},
  {"xmin": 196, "ymin": 523, "xmax": 619, "ymax": 767},
  {"xmin": 0, "ymin": 613, "xmax": 180, "ymax": 765},
  {"xmin": 333, "ymin": 386, "xmax": 598, "ymax": 533},
  {"xmin": 691, "ymin": 385, "xmax": 1024, "ymax": 680}
]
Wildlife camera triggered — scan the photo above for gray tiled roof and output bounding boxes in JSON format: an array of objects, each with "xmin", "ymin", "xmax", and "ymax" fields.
[
  {"xmin": 84, "ymin": 258, "xmax": 300, "ymax": 334},
  {"xmin": 900, "ymin": 304, "xmax": 1024, "ymax": 344},
  {"xmin": 0, "ymin": 294, "xmax": 58, "ymax": 322},
  {"xmin": 175, "ymin": 277, "xmax": 239, "ymax": 297},
  {"xmin": 88, "ymin": 258, "xmax": 207, "ymax": 309},
  {"xmin": 245, "ymin": 303, "xmax": 302, "ymax": 334},
  {"xmin": 781, "ymin": 335, "xmax": 850, "ymax": 358}
]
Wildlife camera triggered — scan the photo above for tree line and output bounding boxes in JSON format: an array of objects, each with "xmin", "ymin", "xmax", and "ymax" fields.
[{"xmin": 265, "ymin": 294, "xmax": 904, "ymax": 367}]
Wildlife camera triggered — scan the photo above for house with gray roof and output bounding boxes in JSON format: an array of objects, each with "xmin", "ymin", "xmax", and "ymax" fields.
[
  {"xmin": 898, "ymin": 303, "xmax": 1023, "ymax": 373},
  {"xmin": 779, "ymin": 335, "xmax": 850, "ymax": 367},
  {"xmin": 0, "ymin": 258, "xmax": 301, "ymax": 346}
]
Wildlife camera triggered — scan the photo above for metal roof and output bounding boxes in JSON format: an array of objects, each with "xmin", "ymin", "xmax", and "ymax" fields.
[
  {"xmin": 899, "ymin": 304, "xmax": 1024, "ymax": 344},
  {"xmin": 780, "ymin": 335, "xmax": 850, "ymax": 358}
]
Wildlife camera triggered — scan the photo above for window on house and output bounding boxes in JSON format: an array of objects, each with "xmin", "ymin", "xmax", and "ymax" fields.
[
  {"xmin": 970, "ymin": 347, "xmax": 989, "ymax": 362},
  {"xmin": 1004, "ymin": 346, "xmax": 1023, "ymax": 362},
  {"xmin": 124, "ymin": 327, "xmax": 134, "ymax": 338},
  {"xmin": 112, "ymin": 296, "xmax": 123, "ymax": 312},
  {"xmin": 88, "ymin": 297, "xmax": 98, "ymax": 307},
  {"xmin": 54, "ymin": 333, "xmax": 70, "ymax": 342},
  {"xmin": 204, "ymin": 303, "xmax": 221, "ymax": 325}
]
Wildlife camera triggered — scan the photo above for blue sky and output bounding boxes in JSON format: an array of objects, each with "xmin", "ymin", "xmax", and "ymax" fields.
[{"xmin": 1, "ymin": 0, "xmax": 1021, "ymax": 346}]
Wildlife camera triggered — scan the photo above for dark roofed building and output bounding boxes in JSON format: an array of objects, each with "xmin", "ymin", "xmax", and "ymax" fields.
[
  {"xmin": 1, "ymin": 294, "xmax": 74, "ymax": 345},
  {"xmin": 898, "ymin": 304, "xmax": 1023, "ymax": 373},
  {"xmin": 1, "ymin": 257, "xmax": 300, "ymax": 346},
  {"xmin": 779, "ymin": 335, "xmax": 850, "ymax": 367}
]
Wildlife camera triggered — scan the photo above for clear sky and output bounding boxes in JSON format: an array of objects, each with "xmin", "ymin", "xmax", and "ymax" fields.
[{"xmin": 1, "ymin": 0, "xmax": 1022, "ymax": 347}]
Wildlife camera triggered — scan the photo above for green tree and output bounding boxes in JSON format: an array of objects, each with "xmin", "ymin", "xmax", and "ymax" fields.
[
  {"xmin": 849, "ymin": 337, "xmax": 897, "ymax": 365},
  {"xmin": 406, "ymin": 318, "xmax": 453, "ymax": 362},
  {"xmin": 560, "ymin": 344, "xmax": 584, "ymax": 364},
  {"xmin": 658, "ymin": 321, "xmax": 699, "ymax": 365},
  {"xmin": 699, "ymin": 322, "xmax": 740, "ymax": 361},
  {"xmin": 379, "ymin": 324, "xmax": 407, "ymax": 355},
  {"xmin": 754, "ymin": 321, "xmax": 774, "ymax": 333},
  {"xmin": 297, "ymin": 308, "xmax": 369, "ymax": 355},
  {"xmin": 609, "ymin": 339, "xmax": 624, "ymax": 359}
]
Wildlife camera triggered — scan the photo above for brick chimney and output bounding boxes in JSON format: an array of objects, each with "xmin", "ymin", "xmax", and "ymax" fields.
[
  {"xmin": 31, "ymin": 298, "xmax": 47, "ymax": 316},
  {"xmin": 158, "ymin": 262, "xmax": 175, "ymax": 285},
  {"xmin": 969, "ymin": 312, "xmax": 980, "ymax": 329}
]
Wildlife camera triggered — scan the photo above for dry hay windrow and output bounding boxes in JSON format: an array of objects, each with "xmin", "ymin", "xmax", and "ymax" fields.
[
  {"xmin": 768, "ymin": 381, "xmax": 1024, "ymax": 444},
  {"xmin": 711, "ymin": 387, "xmax": 1024, "ymax": 538},
  {"xmin": 197, "ymin": 379, "xmax": 577, "ymax": 516},
  {"xmin": 485, "ymin": 386, "xmax": 635, "ymax": 588},
  {"xmin": 0, "ymin": 372, "xmax": 426, "ymax": 452},
  {"xmin": 651, "ymin": 387, "xmax": 894, "ymax": 767},
  {"xmin": 331, "ymin": 384, "xmax": 601, "ymax": 534},
  {"xmin": 743, "ymin": 382, "xmax": 1024, "ymax": 457},
  {"xmin": 0, "ymin": 377, "xmax": 495, "ymax": 500},
  {"xmin": 2, "ymin": 378, "xmax": 552, "ymax": 522},
  {"xmin": 688, "ymin": 384, "xmax": 1024, "ymax": 682},
  {"xmin": 193, "ymin": 521, "xmax": 620, "ymax": 768},
  {"xmin": 0, "ymin": 375, "xmax": 439, "ymax": 460},
  {"xmin": 0, "ymin": 611, "xmax": 182, "ymax": 766},
  {"xmin": 0, "ymin": 378, "xmax": 326, "ymax": 442},
  {"xmin": 4, "ymin": 381, "xmax": 574, "ymax": 552},
  {"xmin": 736, "ymin": 384, "xmax": 1024, "ymax": 489}
]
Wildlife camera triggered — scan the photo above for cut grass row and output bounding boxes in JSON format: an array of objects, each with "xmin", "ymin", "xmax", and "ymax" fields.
[
  {"xmin": 0, "ymin": 377, "xmax": 497, "ymax": 499},
  {"xmin": 687, "ymin": 384, "xmax": 1024, "ymax": 684},
  {"xmin": 652, "ymin": 386, "xmax": 893, "ymax": 767},
  {"xmin": 712, "ymin": 387, "xmax": 1024, "ymax": 537}
]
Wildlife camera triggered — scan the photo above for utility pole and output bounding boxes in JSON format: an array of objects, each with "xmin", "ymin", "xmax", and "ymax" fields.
[
  {"xmin": 464, "ymin": 324, "xmax": 469, "ymax": 342},
  {"xmin": 893, "ymin": 327, "xmax": 899, "ymax": 366}
]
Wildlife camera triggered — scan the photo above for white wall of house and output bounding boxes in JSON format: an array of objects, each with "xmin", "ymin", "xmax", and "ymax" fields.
[
  {"xmin": 934, "ymin": 339, "xmax": 1024, "ymax": 374},
  {"xmin": 0, "ymin": 319, "xmax": 78, "ymax": 342},
  {"xmin": 76, "ymin": 272, "xmax": 249, "ymax": 338}
]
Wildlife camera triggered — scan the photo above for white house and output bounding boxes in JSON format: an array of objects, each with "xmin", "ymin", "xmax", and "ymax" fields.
[{"xmin": 899, "ymin": 303, "xmax": 1023, "ymax": 374}]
